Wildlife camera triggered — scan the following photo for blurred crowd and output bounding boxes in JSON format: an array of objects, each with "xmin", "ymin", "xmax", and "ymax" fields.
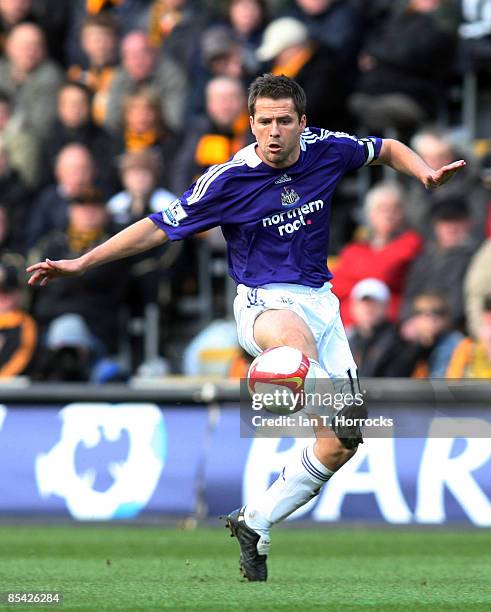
[{"xmin": 0, "ymin": 0, "xmax": 490, "ymax": 381}]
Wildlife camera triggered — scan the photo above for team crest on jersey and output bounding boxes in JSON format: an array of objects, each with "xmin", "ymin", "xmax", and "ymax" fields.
[{"xmin": 281, "ymin": 187, "xmax": 300, "ymax": 207}]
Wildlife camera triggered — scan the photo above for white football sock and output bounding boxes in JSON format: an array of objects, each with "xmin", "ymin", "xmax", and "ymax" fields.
[{"xmin": 244, "ymin": 443, "xmax": 334, "ymax": 539}]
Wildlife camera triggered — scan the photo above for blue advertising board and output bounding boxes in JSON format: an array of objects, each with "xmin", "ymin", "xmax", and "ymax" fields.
[{"xmin": 0, "ymin": 404, "xmax": 490, "ymax": 525}]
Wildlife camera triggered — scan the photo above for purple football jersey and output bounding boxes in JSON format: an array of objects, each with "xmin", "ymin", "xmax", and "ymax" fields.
[{"xmin": 149, "ymin": 127, "xmax": 382, "ymax": 287}]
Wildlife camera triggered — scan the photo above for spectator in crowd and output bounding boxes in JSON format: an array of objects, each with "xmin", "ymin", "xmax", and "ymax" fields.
[
  {"xmin": 27, "ymin": 143, "xmax": 95, "ymax": 248},
  {"xmin": 333, "ymin": 181, "xmax": 423, "ymax": 327},
  {"xmin": 406, "ymin": 128, "xmax": 488, "ymax": 239},
  {"xmin": 107, "ymin": 149, "xmax": 174, "ymax": 319},
  {"xmin": 105, "ymin": 30, "xmax": 187, "ymax": 134},
  {"xmin": 28, "ymin": 188, "xmax": 128, "ymax": 357},
  {"xmin": 0, "ymin": 0, "xmax": 69, "ymax": 64},
  {"xmin": 0, "ymin": 259, "xmax": 37, "ymax": 378},
  {"xmin": 347, "ymin": 277, "xmax": 418, "ymax": 376},
  {"xmin": 183, "ymin": 319, "xmax": 240, "ymax": 376},
  {"xmin": 400, "ymin": 291, "xmax": 463, "ymax": 377},
  {"xmin": 225, "ymin": 0, "xmax": 268, "ymax": 76},
  {"xmin": 41, "ymin": 82, "xmax": 119, "ymax": 193},
  {"xmin": 0, "ymin": 147, "xmax": 30, "ymax": 252},
  {"xmin": 187, "ymin": 25, "xmax": 245, "ymax": 118},
  {"xmin": 108, "ymin": 149, "xmax": 175, "ymax": 227},
  {"xmin": 120, "ymin": 87, "xmax": 178, "ymax": 186},
  {"xmin": 0, "ymin": 89, "xmax": 39, "ymax": 188},
  {"xmin": 0, "ymin": 0, "xmax": 37, "ymax": 53},
  {"xmin": 283, "ymin": 0, "xmax": 363, "ymax": 79},
  {"xmin": 349, "ymin": 0, "xmax": 457, "ymax": 137},
  {"xmin": 67, "ymin": 13, "xmax": 119, "ymax": 126},
  {"xmin": 0, "ymin": 23, "xmax": 63, "ymax": 138},
  {"xmin": 170, "ymin": 75, "xmax": 249, "ymax": 308},
  {"xmin": 464, "ymin": 238, "xmax": 491, "ymax": 339},
  {"xmin": 0, "ymin": 0, "xmax": 70, "ymax": 64},
  {"xmin": 34, "ymin": 311, "xmax": 128, "ymax": 382},
  {"xmin": 401, "ymin": 197, "xmax": 479, "ymax": 325},
  {"xmin": 66, "ymin": 0, "xmax": 149, "ymax": 66},
  {"xmin": 171, "ymin": 76, "xmax": 248, "ymax": 194},
  {"xmin": 255, "ymin": 17, "xmax": 350, "ymax": 128},
  {"xmin": 37, "ymin": 313, "xmax": 98, "ymax": 382},
  {"xmin": 202, "ymin": 25, "xmax": 244, "ymax": 78},
  {"xmin": 147, "ymin": 0, "xmax": 209, "ymax": 73},
  {"xmin": 447, "ymin": 295, "xmax": 491, "ymax": 378}
]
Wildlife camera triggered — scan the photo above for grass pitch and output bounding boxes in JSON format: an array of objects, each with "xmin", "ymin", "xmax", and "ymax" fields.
[{"xmin": 0, "ymin": 524, "xmax": 490, "ymax": 610}]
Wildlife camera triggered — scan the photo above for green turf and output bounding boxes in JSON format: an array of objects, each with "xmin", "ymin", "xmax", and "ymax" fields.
[{"xmin": 0, "ymin": 524, "xmax": 490, "ymax": 611}]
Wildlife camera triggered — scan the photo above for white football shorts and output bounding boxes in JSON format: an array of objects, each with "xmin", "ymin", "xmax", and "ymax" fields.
[{"xmin": 233, "ymin": 281, "xmax": 357, "ymax": 378}]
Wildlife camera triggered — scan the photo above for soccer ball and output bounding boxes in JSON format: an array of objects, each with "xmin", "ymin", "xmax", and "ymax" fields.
[{"xmin": 247, "ymin": 346, "xmax": 314, "ymax": 415}]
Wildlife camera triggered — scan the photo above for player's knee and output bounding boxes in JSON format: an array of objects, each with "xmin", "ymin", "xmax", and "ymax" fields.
[{"xmin": 314, "ymin": 437, "xmax": 356, "ymax": 471}]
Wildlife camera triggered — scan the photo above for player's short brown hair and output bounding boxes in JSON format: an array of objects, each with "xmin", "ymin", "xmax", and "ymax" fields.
[{"xmin": 248, "ymin": 74, "xmax": 306, "ymax": 119}]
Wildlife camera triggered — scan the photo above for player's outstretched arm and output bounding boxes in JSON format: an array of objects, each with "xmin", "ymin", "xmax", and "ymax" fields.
[
  {"xmin": 375, "ymin": 138, "xmax": 466, "ymax": 190},
  {"xmin": 27, "ymin": 218, "xmax": 168, "ymax": 287}
]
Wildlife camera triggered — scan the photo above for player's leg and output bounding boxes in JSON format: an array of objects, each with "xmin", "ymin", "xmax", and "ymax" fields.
[
  {"xmin": 243, "ymin": 307, "xmax": 356, "ymax": 524},
  {"xmin": 227, "ymin": 287, "xmax": 360, "ymax": 581},
  {"xmin": 233, "ymin": 308, "xmax": 356, "ymax": 574},
  {"xmin": 226, "ymin": 307, "xmax": 325, "ymax": 581},
  {"xmin": 253, "ymin": 308, "xmax": 319, "ymax": 361}
]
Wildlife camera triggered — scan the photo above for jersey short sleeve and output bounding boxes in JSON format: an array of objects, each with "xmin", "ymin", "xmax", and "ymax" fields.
[
  {"xmin": 329, "ymin": 133, "xmax": 383, "ymax": 173},
  {"xmin": 148, "ymin": 160, "xmax": 243, "ymax": 239}
]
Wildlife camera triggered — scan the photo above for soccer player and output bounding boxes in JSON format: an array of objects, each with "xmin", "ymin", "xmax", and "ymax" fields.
[{"xmin": 27, "ymin": 75, "xmax": 465, "ymax": 582}]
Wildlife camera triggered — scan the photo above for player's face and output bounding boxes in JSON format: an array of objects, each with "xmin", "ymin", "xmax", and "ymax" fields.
[{"xmin": 250, "ymin": 97, "xmax": 306, "ymax": 169}]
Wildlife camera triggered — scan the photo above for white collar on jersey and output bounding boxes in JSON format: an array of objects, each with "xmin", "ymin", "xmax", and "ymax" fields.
[{"xmin": 232, "ymin": 142, "xmax": 262, "ymax": 168}]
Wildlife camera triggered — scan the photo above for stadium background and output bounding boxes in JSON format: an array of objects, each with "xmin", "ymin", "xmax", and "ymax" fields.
[{"xmin": 0, "ymin": 0, "xmax": 490, "ymax": 609}]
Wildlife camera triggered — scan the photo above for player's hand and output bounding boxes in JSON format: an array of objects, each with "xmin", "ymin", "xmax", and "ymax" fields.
[
  {"xmin": 423, "ymin": 160, "xmax": 466, "ymax": 190},
  {"xmin": 26, "ymin": 258, "xmax": 84, "ymax": 287}
]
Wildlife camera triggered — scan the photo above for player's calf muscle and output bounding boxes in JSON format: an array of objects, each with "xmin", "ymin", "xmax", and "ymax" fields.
[{"xmin": 314, "ymin": 436, "xmax": 356, "ymax": 470}]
